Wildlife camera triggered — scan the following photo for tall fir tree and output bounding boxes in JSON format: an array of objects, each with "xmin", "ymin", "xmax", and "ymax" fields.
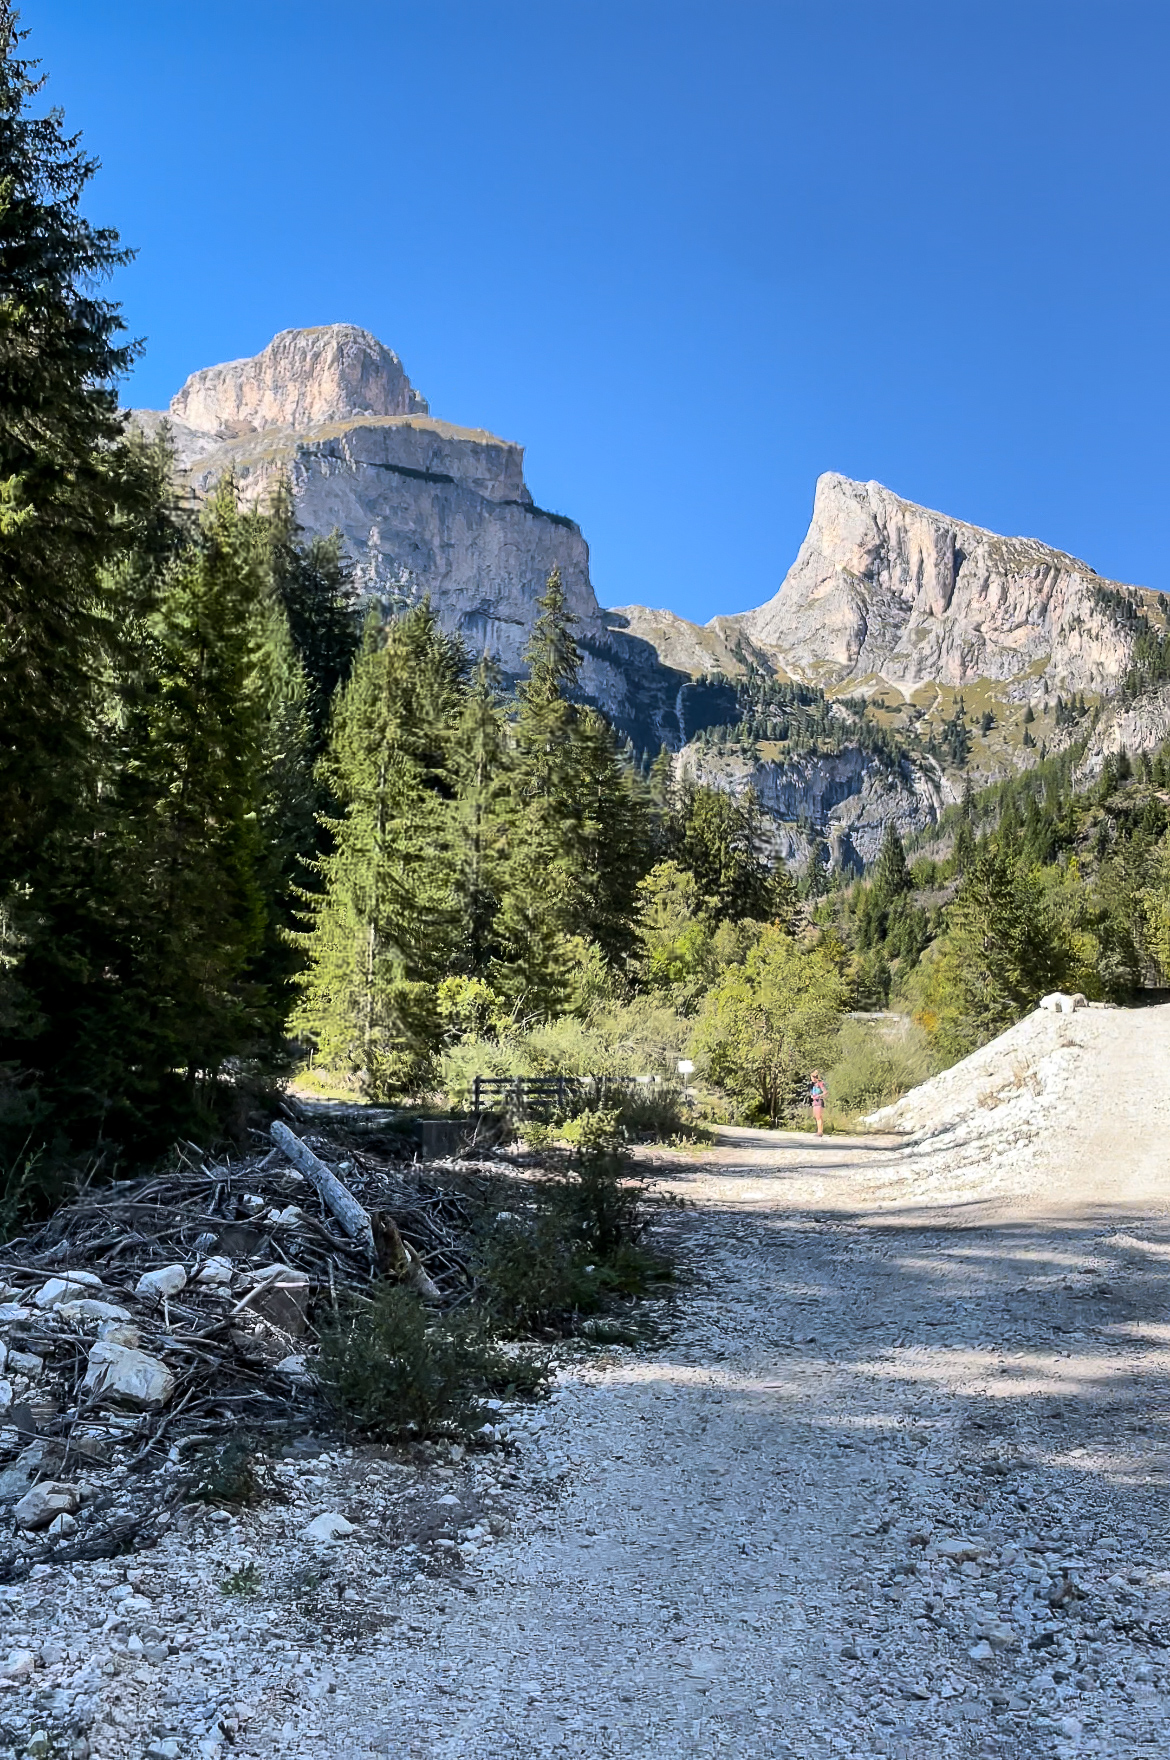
[
  {"xmin": 0, "ymin": 11, "xmax": 144, "ymax": 880},
  {"xmin": 117, "ymin": 481, "xmax": 285, "ymax": 1093},
  {"xmin": 263, "ymin": 479, "xmax": 360, "ymax": 756},
  {"xmin": 293, "ymin": 604, "xmax": 466, "ymax": 1097},
  {"xmin": 495, "ymin": 567, "xmax": 652, "ymax": 1008},
  {"xmin": 451, "ymin": 654, "xmax": 511, "ymax": 975},
  {"xmin": 871, "ymin": 823, "xmax": 911, "ymax": 903}
]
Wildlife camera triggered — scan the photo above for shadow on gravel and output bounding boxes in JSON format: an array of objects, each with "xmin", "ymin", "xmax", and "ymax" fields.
[{"xmin": 641, "ymin": 1189, "xmax": 1170, "ymax": 1542}]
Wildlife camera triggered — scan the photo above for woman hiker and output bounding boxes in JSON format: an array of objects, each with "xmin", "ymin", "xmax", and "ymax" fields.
[{"xmin": 809, "ymin": 1070, "xmax": 826, "ymax": 1138}]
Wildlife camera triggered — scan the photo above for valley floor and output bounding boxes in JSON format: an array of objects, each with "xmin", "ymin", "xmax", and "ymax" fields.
[{"xmin": 8, "ymin": 1006, "xmax": 1170, "ymax": 1760}]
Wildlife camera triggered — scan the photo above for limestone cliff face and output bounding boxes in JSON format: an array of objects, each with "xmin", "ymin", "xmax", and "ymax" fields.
[
  {"xmin": 676, "ymin": 741, "xmax": 948, "ymax": 870},
  {"xmin": 169, "ymin": 325, "xmax": 428, "ymax": 435},
  {"xmin": 735, "ymin": 472, "xmax": 1142, "ymax": 693},
  {"xmin": 1076, "ymin": 684, "xmax": 1170, "ymax": 780},
  {"xmin": 132, "ymin": 326, "xmax": 676, "ymax": 735}
]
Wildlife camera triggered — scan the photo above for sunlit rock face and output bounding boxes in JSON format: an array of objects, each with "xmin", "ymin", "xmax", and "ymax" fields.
[
  {"xmin": 737, "ymin": 471, "xmax": 1139, "ymax": 694},
  {"xmin": 131, "ymin": 334, "xmax": 1165, "ymax": 865},
  {"xmin": 168, "ymin": 324, "xmax": 428, "ymax": 435},
  {"xmin": 131, "ymin": 327, "xmax": 682, "ymax": 738}
]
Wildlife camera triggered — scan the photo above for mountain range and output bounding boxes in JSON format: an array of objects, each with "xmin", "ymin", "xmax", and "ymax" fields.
[{"xmin": 132, "ymin": 324, "xmax": 1169, "ymax": 866}]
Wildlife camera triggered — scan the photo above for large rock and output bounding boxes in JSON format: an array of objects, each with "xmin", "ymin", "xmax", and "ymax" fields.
[
  {"xmin": 736, "ymin": 472, "xmax": 1145, "ymax": 694},
  {"xmin": 169, "ymin": 324, "xmax": 428, "ymax": 435},
  {"xmin": 135, "ymin": 1265, "xmax": 187, "ymax": 1306},
  {"xmin": 13, "ymin": 1481, "xmax": 79, "ymax": 1531},
  {"xmin": 129, "ymin": 327, "xmax": 678, "ymax": 747},
  {"xmin": 82, "ymin": 1342, "xmax": 175, "ymax": 1411},
  {"xmin": 675, "ymin": 739, "xmax": 947, "ymax": 869}
]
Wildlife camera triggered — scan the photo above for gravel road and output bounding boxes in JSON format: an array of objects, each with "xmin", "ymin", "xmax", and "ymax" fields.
[
  {"xmin": 269, "ymin": 1071, "xmax": 1170, "ymax": 1760},
  {"xmin": 6, "ymin": 1006, "xmax": 1169, "ymax": 1760}
]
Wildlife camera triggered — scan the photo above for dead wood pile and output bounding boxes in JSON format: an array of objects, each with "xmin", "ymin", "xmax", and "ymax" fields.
[{"xmin": 0, "ymin": 1116, "xmax": 502, "ymax": 1478}]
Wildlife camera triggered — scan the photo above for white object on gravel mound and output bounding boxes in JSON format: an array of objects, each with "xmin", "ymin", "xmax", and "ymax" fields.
[
  {"xmin": 1038, "ymin": 991, "xmax": 1087, "ymax": 1013},
  {"xmin": 303, "ymin": 1512, "xmax": 354, "ymax": 1542}
]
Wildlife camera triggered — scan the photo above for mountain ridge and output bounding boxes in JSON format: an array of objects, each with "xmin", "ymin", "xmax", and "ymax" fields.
[{"xmin": 131, "ymin": 324, "xmax": 1168, "ymax": 866}]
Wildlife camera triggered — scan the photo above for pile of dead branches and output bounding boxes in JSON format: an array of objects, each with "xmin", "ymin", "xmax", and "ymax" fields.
[{"xmin": 0, "ymin": 1115, "xmax": 504, "ymax": 1472}]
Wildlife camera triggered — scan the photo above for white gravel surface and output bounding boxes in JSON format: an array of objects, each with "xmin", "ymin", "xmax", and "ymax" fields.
[{"xmin": 4, "ymin": 1003, "xmax": 1170, "ymax": 1760}]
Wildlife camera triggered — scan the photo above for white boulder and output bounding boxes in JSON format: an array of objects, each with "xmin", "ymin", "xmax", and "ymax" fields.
[
  {"xmin": 936, "ymin": 1536, "xmax": 986, "ymax": 1563},
  {"xmin": 135, "ymin": 1264, "xmax": 188, "ymax": 1306},
  {"xmin": 303, "ymin": 1511, "xmax": 354, "ymax": 1543},
  {"xmin": 82, "ymin": 1342, "xmax": 175, "ymax": 1411},
  {"xmin": 56, "ymin": 1299, "xmax": 131, "ymax": 1324},
  {"xmin": 13, "ymin": 1481, "xmax": 80, "ymax": 1531},
  {"xmin": 1038, "ymin": 991, "xmax": 1088, "ymax": 1014},
  {"xmin": 34, "ymin": 1273, "xmax": 102, "ymax": 1308}
]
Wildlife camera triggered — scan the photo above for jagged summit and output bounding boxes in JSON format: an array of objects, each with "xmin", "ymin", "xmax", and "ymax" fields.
[
  {"xmin": 168, "ymin": 324, "xmax": 429, "ymax": 437},
  {"xmin": 734, "ymin": 470, "xmax": 1144, "ymax": 692}
]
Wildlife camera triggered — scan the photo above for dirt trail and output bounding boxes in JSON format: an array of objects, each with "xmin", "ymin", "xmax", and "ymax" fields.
[{"xmin": 259, "ymin": 1007, "xmax": 1170, "ymax": 1760}]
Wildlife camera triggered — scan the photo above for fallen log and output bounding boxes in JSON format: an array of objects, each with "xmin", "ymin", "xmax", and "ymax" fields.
[{"xmin": 269, "ymin": 1120, "xmax": 376, "ymax": 1258}]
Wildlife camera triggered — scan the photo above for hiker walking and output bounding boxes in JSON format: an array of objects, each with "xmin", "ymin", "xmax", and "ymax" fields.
[{"xmin": 809, "ymin": 1070, "xmax": 826, "ymax": 1138}]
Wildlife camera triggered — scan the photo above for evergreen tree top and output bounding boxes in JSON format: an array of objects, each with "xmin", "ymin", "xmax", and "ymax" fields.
[
  {"xmin": 521, "ymin": 566, "xmax": 581, "ymax": 703},
  {"xmin": 871, "ymin": 821, "xmax": 911, "ymax": 901},
  {"xmin": 0, "ymin": 9, "xmax": 138, "ymax": 451}
]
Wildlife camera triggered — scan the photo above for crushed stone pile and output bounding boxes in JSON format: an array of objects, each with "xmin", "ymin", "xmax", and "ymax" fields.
[{"xmin": 863, "ymin": 1001, "xmax": 1170, "ymax": 1210}]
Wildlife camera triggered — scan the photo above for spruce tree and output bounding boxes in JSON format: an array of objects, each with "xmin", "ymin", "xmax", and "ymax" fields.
[
  {"xmin": 451, "ymin": 654, "xmax": 511, "ymax": 975},
  {"xmin": 264, "ymin": 479, "xmax": 360, "ymax": 755},
  {"xmin": 115, "ymin": 481, "xmax": 280, "ymax": 1095},
  {"xmin": 871, "ymin": 823, "xmax": 911, "ymax": 903},
  {"xmin": 497, "ymin": 567, "xmax": 652, "ymax": 1001},
  {"xmin": 0, "ymin": 12, "xmax": 143, "ymax": 879},
  {"xmin": 293, "ymin": 604, "xmax": 466, "ymax": 1097}
]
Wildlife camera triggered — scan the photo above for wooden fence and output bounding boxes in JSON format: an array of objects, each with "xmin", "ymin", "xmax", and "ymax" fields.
[{"xmin": 470, "ymin": 1073, "xmax": 677, "ymax": 1117}]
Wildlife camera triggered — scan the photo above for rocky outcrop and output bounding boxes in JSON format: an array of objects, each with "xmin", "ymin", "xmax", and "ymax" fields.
[
  {"xmin": 134, "ymin": 329, "xmax": 1163, "ymax": 865},
  {"xmin": 131, "ymin": 326, "xmax": 686, "ymax": 745},
  {"xmin": 735, "ymin": 472, "xmax": 1146, "ymax": 694},
  {"xmin": 676, "ymin": 741, "xmax": 949, "ymax": 869},
  {"xmin": 169, "ymin": 324, "xmax": 428, "ymax": 435},
  {"xmin": 1076, "ymin": 681, "xmax": 1170, "ymax": 780}
]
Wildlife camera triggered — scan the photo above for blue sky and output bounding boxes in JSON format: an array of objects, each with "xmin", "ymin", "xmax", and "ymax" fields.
[{"xmin": 33, "ymin": 1, "xmax": 1170, "ymax": 621}]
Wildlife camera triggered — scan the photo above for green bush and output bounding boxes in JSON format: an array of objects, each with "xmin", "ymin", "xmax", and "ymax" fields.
[
  {"xmin": 472, "ymin": 1136, "xmax": 675, "ymax": 1332},
  {"xmin": 825, "ymin": 1018, "xmax": 934, "ymax": 1117},
  {"xmin": 317, "ymin": 1284, "xmax": 548, "ymax": 1440},
  {"xmin": 439, "ymin": 997, "xmax": 691, "ymax": 1113}
]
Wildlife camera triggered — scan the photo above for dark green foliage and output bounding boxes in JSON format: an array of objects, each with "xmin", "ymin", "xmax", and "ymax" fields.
[
  {"xmin": 265, "ymin": 481, "xmax": 360, "ymax": 755},
  {"xmin": 293, "ymin": 603, "xmax": 466, "ymax": 1097},
  {"xmin": 188, "ymin": 1437, "xmax": 262, "ymax": 1508},
  {"xmin": 451, "ymin": 655, "xmax": 512, "ymax": 977},
  {"xmin": 871, "ymin": 824, "xmax": 911, "ymax": 902},
  {"xmin": 506, "ymin": 569, "xmax": 653, "ymax": 962},
  {"xmin": 0, "ymin": 12, "xmax": 144, "ymax": 882},
  {"xmin": 317, "ymin": 1283, "xmax": 549, "ymax": 1440},
  {"xmin": 471, "ymin": 1135, "xmax": 674, "ymax": 1331},
  {"xmin": 663, "ymin": 780, "xmax": 791, "ymax": 923},
  {"xmin": 925, "ymin": 847, "xmax": 1071, "ymax": 1058}
]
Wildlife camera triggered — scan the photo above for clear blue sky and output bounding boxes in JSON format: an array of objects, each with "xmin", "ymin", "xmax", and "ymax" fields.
[{"xmin": 31, "ymin": 1, "xmax": 1170, "ymax": 621}]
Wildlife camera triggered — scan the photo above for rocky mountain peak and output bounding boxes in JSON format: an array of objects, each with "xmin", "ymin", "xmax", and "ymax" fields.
[
  {"xmin": 168, "ymin": 324, "xmax": 429, "ymax": 437},
  {"xmin": 738, "ymin": 470, "xmax": 1139, "ymax": 692}
]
